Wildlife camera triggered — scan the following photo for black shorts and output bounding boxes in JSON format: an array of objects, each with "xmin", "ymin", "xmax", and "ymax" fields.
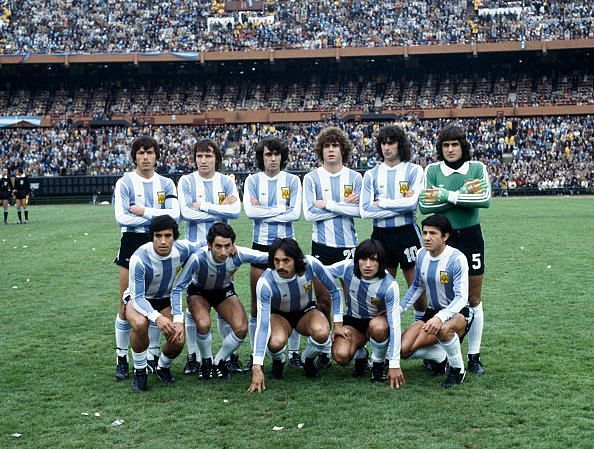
[
  {"xmin": 0, "ymin": 192, "xmax": 10, "ymax": 201},
  {"xmin": 343, "ymin": 315, "xmax": 371, "ymax": 336},
  {"xmin": 121, "ymin": 294, "xmax": 170, "ymax": 312},
  {"xmin": 15, "ymin": 190, "xmax": 28, "ymax": 200},
  {"xmin": 311, "ymin": 241, "xmax": 355, "ymax": 266},
  {"xmin": 114, "ymin": 232, "xmax": 151, "ymax": 269},
  {"xmin": 371, "ymin": 224, "xmax": 422, "ymax": 270},
  {"xmin": 447, "ymin": 224, "xmax": 485, "ymax": 276},
  {"xmin": 421, "ymin": 307, "xmax": 473, "ymax": 340},
  {"xmin": 250, "ymin": 242, "xmax": 271, "ymax": 270},
  {"xmin": 187, "ymin": 283, "xmax": 237, "ymax": 308},
  {"xmin": 274, "ymin": 303, "xmax": 320, "ymax": 330}
]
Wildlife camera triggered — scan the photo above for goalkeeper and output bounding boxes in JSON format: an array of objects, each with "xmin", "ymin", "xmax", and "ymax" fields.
[{"xmin": 418, "ymin": 124, "xmax": 491, "ymax": 376}]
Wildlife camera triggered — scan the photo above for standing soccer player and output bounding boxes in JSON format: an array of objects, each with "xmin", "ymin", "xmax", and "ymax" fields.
[
  {"xmin": 328, "ymin": 239, "xmax": 404, "ymax": 388},
  {"xmin": 243, "ymin": 137, "xmax": 303, "ymax": 369},
  {"xmin": 13, "ymin": 168, "xmax": 31, "ymax": 224},
  {"xmin": 125, "ymin": 215, "xmax": 196, "ymax": 392},
  {"xmin": 400, "ymin": 214, "xmax": 472, "ymax": 388},
  {"xmin": 303, "ymin": 127, "xmax": 362, "ymax": 369},
  {"xmin": 113, "ymin": 136, "xmax": 180, "ymax": 381},
  {"xmin": 247, "ymin": 238, "xmax": 342, "ymax": 393},
  {"xmin": 1, "ymin": 167, "xmax": 13, "ymax": 224},
  {"xmin": 360, "ymin": 125, "xmax": 426, "ymax": 318},
  {"xmin": 177, "ymin": 138, "xmax": 241, "ymax": 375},
  {"xmin": 419, "ymin": 124, "xmax": 491, "ymax": 375},
  {"xmin": 171, "ymin": 223, "xmax": 267, "ymax": 380}
]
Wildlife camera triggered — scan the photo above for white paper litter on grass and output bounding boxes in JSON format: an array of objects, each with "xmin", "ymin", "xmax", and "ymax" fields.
[
  {"xmin": 297, "ymin": 423, "xmax": 305, "ymax": 429},
  {"xmin": 111, "ymin": 419, "xmax": 125, "ymax": 427},
  {"xmin": 12, "ymin": 433, "xmax": 22, "ymax": 438},
  {"xmin": 223, "ymin": 399, "xmax": 229, "ymax": 403},
  {"xmin": 273, "ymin": 426, "xmax": 284, "ymax": 431},
  {"xmin": 81, "ymin": 412, "xmax": 89, "ymax": 416},
  {"xmin": 94, "ymin": 412, "xmax": 101, "ymax": 417}
]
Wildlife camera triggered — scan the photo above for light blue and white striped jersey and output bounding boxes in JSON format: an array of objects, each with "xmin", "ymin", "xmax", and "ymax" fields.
[
  {"xmin": 303, "ymin": 166, "xmax": 362, "ymax": 248},
  {"xmin": 171, "ymin": 245, "xmax": 268, "ymax": 305},
  {"xmin": 328, "ymin": 259, "xmax": 402, "ymax": 368},
  {"xmin": 177, "ymin": 171, "xmax": 241, "ymax": 242},
  {"xmin": 359, "ymin": 161, "xmax": 423, "ymax": 228},
  {"xmin": 243, "ymin": 171, "xmax": 302, "ymax": 245},
  {"xmin": 114, "ymin": 171, "xmax": 180, "ymax": 233},
  {"xmin": 400, "ymin": 246, "xmax": 469, "ymax": 323},
  {"xmin": 129, "ymin": 240, "xmax": 199, "ymax": 323},
  {"xmin": 252, "ymin": 255, "xmax": 342, "ymax": 365}
]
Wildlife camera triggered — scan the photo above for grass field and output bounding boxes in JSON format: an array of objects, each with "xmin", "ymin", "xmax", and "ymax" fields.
[{"xmin": 1, "ymin": 197, "xmax": 593, "ymax": 449}]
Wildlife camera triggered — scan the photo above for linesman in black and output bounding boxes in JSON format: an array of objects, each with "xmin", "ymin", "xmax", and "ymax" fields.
[
  {"xmin": 1, "ymin": 167, "xmax": 13, "ymax": 224},
  {"xmin": 14, "ymin": 168, "xmax": 31, "ymax": 224}
]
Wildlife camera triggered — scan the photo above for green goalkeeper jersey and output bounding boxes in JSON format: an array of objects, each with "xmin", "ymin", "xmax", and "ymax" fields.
[{"xmin": 419, "ymin": 161, "xmax": 491, "ymax": 229}]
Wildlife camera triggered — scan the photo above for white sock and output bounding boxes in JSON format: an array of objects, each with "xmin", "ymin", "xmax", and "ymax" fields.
[
  {"xmin": 132, "ymin": 350, "xmax": 147, "ymax": 370},
  {"xmin": 217, "ymin": 314, "xmax": 232, "ymax": 340},
  {"xmin": 148, "ymin": 321, "xmax": 161, "ymax": 359},
  {"xmin": 196, "ymin": 331, "xmax": 213, "ymax": 360},
  {"xmin": 467, "ymin": 303, "xmax": 484, "ymax": 355},
  {"xmin": 185, "ymin": 310, "xmax": 199, "ymax": 358},
  {"xmin": 158, "ymin": 353, "xmax": 174, "ymax": 369},
  {"xmin": 354, "ymin": 346, "xmax": 368, "ymax": 360},
  {"xmin": 440, "ymin": 334, "xmax": 465, "ymax": 372},
  {"xmin": 214, "ymin": 330, "xmax": 243, "ymax": 365},
  {"xmin": 369, "ymin": 338, "xmax": 388, "ymax": 363},
  {"xmin": 301, "ymin": 336, "xmax": 330, "ymax": 362},
  {"xmin": 248, "ymin": 315, "xmax": 257, "ymax": 351},
  {"xmin": 414, "ymin": 310, "xmax": 425, "ymax": 321},
  {"xmin": 410, "ymin": 344, "xmax": 447, "ymax": 362},
  {"xmin": 268, "ymin": 346, "xmax": 287, "ymax": 362},
  {"xmin": 115, "ymin": 315, "xmax": 131, "ymax": 358},
  {"xmin": 288, "ymin": 329, "xmax": 301, "ymax": 353}
]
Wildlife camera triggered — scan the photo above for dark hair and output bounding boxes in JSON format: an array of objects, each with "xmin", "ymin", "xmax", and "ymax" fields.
[
  {"xmin": 376, "ymin": 125, "xmax": 412, "ymax": 162},
  {"xmin": 131, "ymin": 136, "xmax": 160, "ymax": 164},
  {"xmin": 435, "ymin": 124, "xmax": 471, "ymax": 162},
  {"xmin": 421, "ymin": 214, "xmax": 453, "ymax": 237},
  {"xmin": 255, "ymin": 137, "xmax": 289, "ymax": 171},
  {"xmin": 207, "ymin": 222, "xmax": 236, "ymax": 245},
  {"xmin": 193, "ymin": 139, "xmax": 222, "ymax": 171},
  {"xmin": 268, "ymin": 238, "xmax": 307, "ymax": 276},
  {"xmin": 354, "ymin": 239, "xmax": 387, "ymax": 279},
  {"xmin": 149, "ymin": 215, "xmax": 179, "ymax": 240},
  {"xmin": 315, "ymin": 127, "xmax": 352, "ymax": 163},
  {"xmin": 16, "ymin": 167, "xmax": 24, "ymax": 175}
]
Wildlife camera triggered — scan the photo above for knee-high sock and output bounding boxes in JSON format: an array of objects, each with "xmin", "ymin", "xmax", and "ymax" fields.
[
  {"xmin": 467, "ymin": 303, "xmax": 484, "ymax": 355},
  {"xmin": 3, "ymin": 210, "xmax": 8, "ymax": 222},
  {"xmin": 408, "ymin": 344, "xmax": 447, "ymax": 362},
  {"xmin": 288, "ymin": 328, "xmax": 301, "ymax": 353},
  {"xmin": 440, "ymin": 334, "xmax": 464, "ymax": 372},
  {"xmin": 185, "ymin": 310, "xmax": 200, "ymax": 358},
  {"xmin": 214, "ymin": 330, "xmax": 244, "ymax": 365},
  {"xmin": 217, "ymin": 314, "xmax": 232, "ymax": 340},
  {"xmin": 17, "ymin": 210, "xmax": 22, "ymax": 222},
  {"xmin": 354, "ymin": 346, "xmax": 368, "ymax": 360},
  {"xmin": 131, "ymin": 350, "xmax": 147, "ymax": 370},
  {"xmin": 370, "ymin": 338, "xmax": 389, "ymax": 363},
  {"xmin": 148, "ymin": 321, "xmax": 161, "ymax": 359},
  {"xmin": 158, "ymin": 353, "xmax": 174, "ymax": 369},
  {"xmin": 115, "ymin": 315, "xmax": 131, "ymax": 358},
  {"xmin": 197, "ymin": 331, "xmax": 213, "ymax": 360},
  {"xmin": 24, "ymin": 208, "xmax": 29, "ymax": 220},
  {"xmin": 301, "ymin": 336, "xmax": 330, "ymax": 362},
  {"xmin": 414, "ymin": 310, "xmax": 425, "ymax": 321},
  {"xmin": 248, "ymin": 315, "xmax": 257, "ymax": 351},
  {"xmin": 268, "ymin": 346, "xmax": 287, "ymax": 363}
]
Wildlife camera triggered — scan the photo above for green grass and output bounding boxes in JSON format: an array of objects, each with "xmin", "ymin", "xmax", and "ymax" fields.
[{"xmin": 1, "ymin": 197, "xmax": 593, "ymax": 449}]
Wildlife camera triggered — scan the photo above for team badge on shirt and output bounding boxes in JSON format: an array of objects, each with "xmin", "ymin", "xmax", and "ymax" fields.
[
  {"xmin": 304, "ymin": 282, "xmax": 312, "ymax": 293},
  {"xmin": 399, "ymin": 182, "xmax": 409, "ymax": 194},
  {"xmin": 370, "ymin": 296, "xmax": 382, "ymax": 306},
  {"xmin": 218, "ymin": 192, "xmax": 227, "ymax": 204},
  {"xmin": 439, "ymin": 271, "xmax": 449, "ymax": 284},
  {"xmin": 281, "ymin": 187, "xmax": 291, "ymax": 200},
  {"xmin": 343, "ymin": 184, "xmax": 353, "ymax": 197},
  {"xmin": 157, "ymin": 191, "xmax": 166, "ymax": 205}
]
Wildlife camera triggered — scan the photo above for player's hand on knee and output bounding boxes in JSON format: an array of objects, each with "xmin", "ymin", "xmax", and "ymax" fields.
[
  {"xmin": 332, "ymin": 325, "xmax": 350, "ymax": 341},
  {"xmin": 422, "ymin": 316, "xmax": 442, "ymax": 335},
  {"xmin": 388, "ymin": 368, "xmax": 404, "ymax": 389}
]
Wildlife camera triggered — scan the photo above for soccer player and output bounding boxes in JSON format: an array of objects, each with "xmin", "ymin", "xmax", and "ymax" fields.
[
  {"xmin": 125, "ymin": 215, "xmax": 196, "ymax": 392},
  {"xmin": 419, "ymin": 124, "xmax": 491, "ymax": 375},
  {"xmin": 302, "ymin": 126, "xmax": 362, "ymax": 369},
  {"xmin": 400, "ymin": 214, "xmax": 472, "ymax": 388},
  {"xmin": 243, "ymin": 137, "xmax": 303, "ymax": 369},
  {"xmin": 13, "ymin": 168, "xmax": 31, "ymax": 224},
  {"xmin": 1, "ymin": 167, "xmax": 13, "ymax": 224},
  {"xmin": 113, "ymin": 136, "xmax": 180, "ymax": 381},
  {"xmin": 360, "ymin": 125, "xmax": 426, "ymax": 318},
  {"xmin": 247, "ymin": 238, "xmax": 342, "ymax": 393},
  {"xmin": 171, "ymin": 223, "xmax": 267, "ymax": 380},
  {"xmin": 177, "ymin": 138, "xmax": 241, "ymax": 375},
  {"xmin": 328, "ymin": 239, "xmax": 404, "ymax": 388}
]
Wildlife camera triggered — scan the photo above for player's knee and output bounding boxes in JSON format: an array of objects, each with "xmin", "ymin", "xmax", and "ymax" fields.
[
  {"xmin": 129, "ymin": 315, "xmax": 148, "ymax": 332},
  {"xmin": 268, "ymin": 334, "xmax": 286, "ymax": 353},
  {"xmin": 369, "ymin": 319, "xmax": 389, "ymax": 341},
  {"xmin": 437, "ymin": 327, "xmax": 455, "ymax": 342},
  {"xmin": 309, "ymin": 323, "xmax": 330, "ymax": 343},
  {"xmin": 468, "ymin": 294, "xmax": 482, "ymax": 307},
  {"xmin": 331, "ymin": 346, "xmax": 351, "ymax": 366},
  {"xmin": 196, "ymin": 317, "xmax": 211, "ymax": 334},
  {"xmin": 234, "ymin": 322, "xmax": 248, "ymax": 340}
]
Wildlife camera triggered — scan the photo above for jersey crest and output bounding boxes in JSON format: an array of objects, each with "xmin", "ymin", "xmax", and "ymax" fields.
[
  {"xmin": 439, "ymin": 271, "xmax": 449, "ymax": 284},
  {"xmin": 218, "ymin": 192, "xmax": 227, "ymax": 204},
  {"xmin": 343, "ymin": 184, "xmax": 353, "ymax": 197},
  {"xmin": 281, "ymin": 187, "xmax": 291, "ymax": 200},
  {"xmin": 399, "ymin": 181, "xmax": 409, "ymax": 194},
  {"xmin": 157, "ymin": 191, "xmax": 166, "ymax": 205},
  {"xmin": 304, "ymin": 282, "xmax": 312, "ymax": 293},
  {"xmin": 370, "ymin": 296, "xmax": 382, "ymax": 306}
]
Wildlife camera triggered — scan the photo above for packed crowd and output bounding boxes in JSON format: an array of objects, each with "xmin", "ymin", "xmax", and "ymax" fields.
[
  {"xmin": 1, "ymin": 1, "xmax": 592, "ymax": 54},
  {"xmin": 0, "ymin": 116, "xmax": 592, "ymax": 192}
]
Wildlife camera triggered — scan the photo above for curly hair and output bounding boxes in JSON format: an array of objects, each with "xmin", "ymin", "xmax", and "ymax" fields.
[{"xmin": 314, "ymin": 127, "xmax": 352, "ymax": 164}]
